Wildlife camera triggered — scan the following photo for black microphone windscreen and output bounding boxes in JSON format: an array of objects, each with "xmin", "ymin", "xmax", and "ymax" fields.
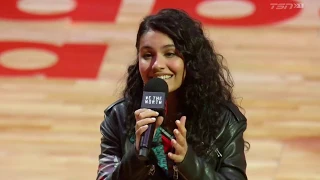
[
  {"xmin": 141, "ymin": 78, "xmax": 168, "ymax": 114},
  {"xmin": 143, "ymin": 78, "xmax": 168, "ymax": 98}
]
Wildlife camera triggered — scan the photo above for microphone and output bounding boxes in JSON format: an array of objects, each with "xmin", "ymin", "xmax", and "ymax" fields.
[{"xmin": 138, "ymin": 78, "xmax": 168, "ymax": 160}]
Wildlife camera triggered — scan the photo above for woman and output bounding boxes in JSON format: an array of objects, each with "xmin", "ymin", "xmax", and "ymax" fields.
[{"xmin": 97, "ymin": 8, "xmax": 249, "ymax": 180}]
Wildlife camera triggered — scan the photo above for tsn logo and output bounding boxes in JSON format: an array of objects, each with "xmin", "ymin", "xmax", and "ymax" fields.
[{"xmin": 270, "ymin": 3, "xmax": 304, "ymax": 9}]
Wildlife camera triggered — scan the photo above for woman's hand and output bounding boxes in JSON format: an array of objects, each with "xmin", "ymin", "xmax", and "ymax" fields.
[
  {"xmin": 168, "ymin": 116, "xmax": 188, "ymax": 163},
  {"xmin": 134, "ymin": 108, "xmax": 164, "ymax": 151}
]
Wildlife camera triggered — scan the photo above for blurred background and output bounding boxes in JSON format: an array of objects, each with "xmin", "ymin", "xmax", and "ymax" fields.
[{"xmin": 0, "ymin": 0, "xmax": 319, "ymax": 179}]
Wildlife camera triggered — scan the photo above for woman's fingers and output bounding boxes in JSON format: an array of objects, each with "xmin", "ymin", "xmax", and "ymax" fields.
[
  {"xmin": 173, "ymin": 128, "xmax": 186, "ymax": 147},
  {"xmin": 134, "ymin": 108, "xmax": 147, "ymax": 120},
  {"xmin": 175, "ymin": 116, "xmax": 187, "ymax": 138},
  {"xmin": 134, "ymin": 108, "xmax": 161, "ymax": 151},
  {"xmin": 135, "ymin": 117, "xmax": 156, "ymax": 129},
  {"xmin": 155, "ymin": 116, "xmax": 164, "ymax": 128},
  {"xmin": 135, "ymin": 125, "xmax": 149, "ymax": 136},
  {"xmin": 137, "ymin": 109, "xmax": 159, "ymax": 120}
]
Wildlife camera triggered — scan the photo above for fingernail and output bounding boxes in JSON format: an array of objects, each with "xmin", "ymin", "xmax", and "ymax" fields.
[
  {"xmin": 174, "ymin": 129, "xmax": 179, "ymax": 134},
  {"xmin": 176, "ymin": 120, "xmax": 180, "ymax": 124},
  {"xmin": 151, "ymin": 117, "xmax": 156, "ymax": 121},
  {"xmin": 155, "ymin": 112, "xmax": 159, "ymax": 116}
]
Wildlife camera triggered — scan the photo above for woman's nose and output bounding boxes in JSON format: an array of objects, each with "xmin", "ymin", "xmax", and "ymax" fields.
[{"xmin": 152, "ymin": 55, "xmax": 165, "ymax": 70}]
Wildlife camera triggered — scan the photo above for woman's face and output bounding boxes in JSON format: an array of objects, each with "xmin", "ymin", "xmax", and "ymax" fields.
[{"xmin": 138, "ymin": 30, "xmax": 185, "ymax": 93}]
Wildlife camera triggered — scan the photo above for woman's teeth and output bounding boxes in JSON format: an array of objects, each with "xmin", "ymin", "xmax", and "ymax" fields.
[{"xmin": 157, "ymin": 75, "xmax": 173, "ymax": 80}]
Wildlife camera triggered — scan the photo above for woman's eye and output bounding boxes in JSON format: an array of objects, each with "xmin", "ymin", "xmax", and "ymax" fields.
[
  {"xmin": 142, "ymin": 53, "xmax": 152, "ymax": 59},
  {"xmin": 165, "ymin": 52, "xmax": 175, "ymax": 58}
]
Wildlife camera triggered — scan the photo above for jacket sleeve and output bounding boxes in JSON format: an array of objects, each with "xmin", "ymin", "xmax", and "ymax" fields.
[
  {"xmin": 96, "ymin": 108, "xmax": 151, "ymax": 180},
  {"xmin": 177, "ymin": 115, "xmax": 248, "ymax": 180}
]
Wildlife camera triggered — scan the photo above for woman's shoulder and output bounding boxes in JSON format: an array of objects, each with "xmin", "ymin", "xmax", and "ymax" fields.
[
  {"xmin": 221, "ymin": 101, "xmax": 247, "ymax": 124},
  {"xmin": 215, "ymin": 101, "xmax": 247, "ymax": 140},
  {"xmin": 100, "ymin": 98, "xmax": 128, "ymax": 130},
  {"xmin": 103, "ymin": 98, "xmax": 127, "ymax": 116}
]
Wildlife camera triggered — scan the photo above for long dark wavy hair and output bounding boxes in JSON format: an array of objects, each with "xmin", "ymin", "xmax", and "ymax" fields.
[{"xmin": 122, "ymin": 8, "xmax": 247, "ymax": 157}]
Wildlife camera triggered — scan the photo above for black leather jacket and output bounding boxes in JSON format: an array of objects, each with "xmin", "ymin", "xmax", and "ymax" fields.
[{"xmin": 97, "ymin": 99, "xmax": 248, "ymax": 180}]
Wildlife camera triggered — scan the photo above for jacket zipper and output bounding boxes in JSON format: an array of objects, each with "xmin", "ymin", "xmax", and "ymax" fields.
[
  {"xmin": 173, "ymin": 165, "xmax": 178, "ymax": 180},
  {"xmin": 215, "ymin": 148, "xmax": 223, "ymax": 171},
  {"xmin": 148, "ymin": 164, "xmax": 155, "ymax": 176},
  {"xmin": 215, "ymin": 148, "xmax": 223, "ymax": 158}
]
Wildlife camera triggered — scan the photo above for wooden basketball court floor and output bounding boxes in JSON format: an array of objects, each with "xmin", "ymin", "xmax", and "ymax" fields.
[{"xmin": 0, "ymin": 0, "xmax": 319, "ymax": 179}]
